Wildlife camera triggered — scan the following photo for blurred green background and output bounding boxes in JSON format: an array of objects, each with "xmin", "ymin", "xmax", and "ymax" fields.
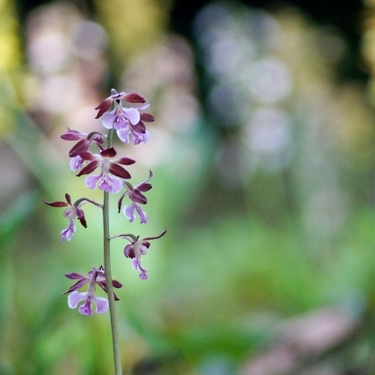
[{"xmin": 2, "ymin": 0, "xmax": 375, "ymax": 374}]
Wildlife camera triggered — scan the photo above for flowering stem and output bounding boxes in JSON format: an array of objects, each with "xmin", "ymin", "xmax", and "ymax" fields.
[{"xmin": 103, "ymin": 129, "xmax": 123, "ymax": 375}]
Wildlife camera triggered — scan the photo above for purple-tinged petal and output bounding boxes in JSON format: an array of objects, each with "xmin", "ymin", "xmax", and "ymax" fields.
[
  {"xmin": 123, "ymin": 108, "xmax": 140, "ymax": 125},
  {"xmin": 60, "ymin": 220, "xmax": 76, "ymax": 242},
  {"xmin": 100, "ymin": 175, "xmax": 122, "ymax": 194},
  {"xmin": 102, "ymin": 109, "xmax": 117, "ymax": 129},
  {"xmin": 131, "ymin": 256, "xmax": 149, "ymax": 280},
  {"xmin": 70, "ymin": 155, "xmax": 85, "ymax": 171},
  {"xmin": 78, "ymin": 297, "xmax": 94, "ymax": 316},
  {"xmin": 132, "ymin": 130, "xmax": 149, "ymax": 145},
  {"xmin": 63, "ymin": 206, "xmax": 78, "ymax": 220},
  {"xmin": 109, "ymin": 163, "xmax": 131, "ymax": 179},
  {"xmin": 68, "ymin": 291, "xmax": 87, "ymax": 308},
  {"xmin": 136, "ymin": 205, "xmax": 148, "ymax": 224},
  {"xmin": 138, "ymin": 103, "xmax": 151, "ymax": 111},
  {"xmin": 92, "ymin": 296, "xmax": 109, "ymax": 314},
  {"xmin": 117, "ymin": 128, "xmax": 130, "ymax": 143},
  {"xmin": 85, "ymin": 174, "xmax": 102, "ymax": 189},
  {"xmin": 132, "ymin": 258, "xmax": 140, "ymax": 271},
  {"xmin": 124, "ymin": 204, "xmax": 136, "ymax": 223},
  {"xmin": 139, "ymin": 269, "xmax": 148, "ymax": 280},
  {"xmin": 77, "ymin": 160, "xmax": 100, "ymax": 176}
]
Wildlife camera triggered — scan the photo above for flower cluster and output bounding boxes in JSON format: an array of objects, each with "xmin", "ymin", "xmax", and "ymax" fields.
[
  {"xmin": 45, "ymin": 89, "xmax": 166, "ymax": 315},
  {"xmin": 64, "ymin": 266, "xmax": 122, "ymax": 316}
]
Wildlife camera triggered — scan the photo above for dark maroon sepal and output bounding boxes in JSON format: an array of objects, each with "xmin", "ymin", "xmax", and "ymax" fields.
[
  {"xmin": 69, "ymin": 139, "xmax": 90, "ymax": 157},
  {"xmin": 79, "ymin": 217, "xmax": 87, "ymax": 228},
  {"xmin": 112, "ymin": 280, "xmax": 123, "ymax": 288},
  {"xmin": 78, "ymin": 151, "xmax": 97, "ymax": 161},
  {"xmin": 61, "ymin": 133, "xmax": 81, "ymax": 141},
  {"xmin": 123, "ymin": 93, "xmax": 146, "ymax": 103},
  {"xmin": 132, "ymin": 121, "xmax": 146, "ymax": 133},
  {"xmin": 117, "ymin": 194, "xmax": 125, "ymax": 212},
  {"xmin": 130, "ymin": 190, "xmax": 147, "ymax": 204},
  {"xmin": 109, "ymin": 164, "xmax": 131, "ymax": 179},
  {"xmin": 65, "ymin": 193, "xmax": 72, "ymax": 204},
  {"xmin": 95, "ymin": 99, "xmax": 112, "ymax": 119},
  {"xmin": 44, "ymin": 200, "xmax": 69, "ymax": 207},
  {"xmin": 137, "ymin": 183, "xmax": 152, "ymax": 192},
  {"xmin": 77, "ymin": 160, "xmax": 100, "ymax": 176},
  {"xmin": 100, "ymin": 147, "xmax": 117, "ymax": 158},
  {"xmin": 140, "ymin": 113, "xmax": 155, "ymax": 122}
]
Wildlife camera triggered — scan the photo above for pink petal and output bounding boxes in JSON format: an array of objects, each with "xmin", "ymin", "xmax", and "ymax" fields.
[
  {"xmin": 60, "ymin": 220, "xmax": 76, "ymax": 242},
  {"xmin": 85, "ymin": 174, "xmax": 102, "ymax": 189},
  {"xmin": 102, "ymin": 109, "xmax": 116, "ymax": 129},
  {"xmin": 107, "ymin": 175, "xmax": 123, "ymax": 193},
  {"xmin": 117, "ymin": 128, "xmax": 130, "ymax": 143},
  {"xmin": 123, "ymin": 108, "xmax": 140, "ymax": 125},
  {"xmin": 135, "ymin": 205, "xmax": 148, "ymax": 224},
  {"xmin": 132, "ymin": 258, "xmax": 140, "ymax": 271},
  {"xmin": 124, "ymin": 204, "xmax": 136, "ymax": 222},
  {"xmin": 70, "ymin": 156, "xmax": 85, "ymax": 171},
  {"xmin": 68, "ymin": 291, "xmax": 87, "ymax": 309},
  {"xmin": 93, "ymin": 296, "xmax": 109, "ymax": 314}
]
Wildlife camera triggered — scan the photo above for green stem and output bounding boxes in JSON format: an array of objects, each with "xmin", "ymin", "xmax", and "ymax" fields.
[{"xmin": 103, "ymin": 129, "xmax": 123, "ymax": 375}]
